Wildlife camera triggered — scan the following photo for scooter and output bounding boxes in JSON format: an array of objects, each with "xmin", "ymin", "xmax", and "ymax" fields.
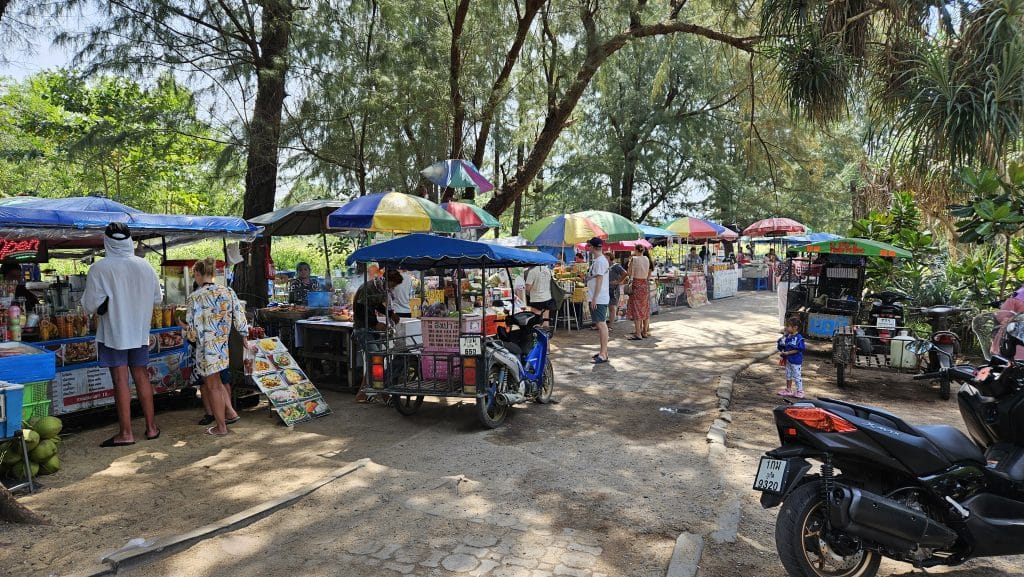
[
  {"xmin": 477, "ymin": 310, "xmax": 554, "ymax": 428},
  {"xmin": 754, "ymin": 311, "xmax": 1024, "ymax": 577},
  {"xmin": 917, "ymin": 304, "xmax": 962, "ymax": 372},
  {"xmin": 861, "ymin": 291, "xmax": 909, "ymax": 353}
]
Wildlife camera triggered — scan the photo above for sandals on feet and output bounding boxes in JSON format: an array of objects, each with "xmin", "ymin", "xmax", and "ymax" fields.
[
  {"xmin": 205, "ymin": 427, "xmax": 229, "ymax": 437},
  {"xmin": 225, "ymin": 416, "xmax": 240, "ymax": 425},
  {"xmin": 99, "ymin": 436, "xmax": 135, "ymax": 448},
  {"xmin": 198, "ymin": 414, "xmax": 214, "ymax": 426},
  {"xmin": 145, "ymin": 429, "xmax": 161, "ymax": 441},
  {"xmin": 627, "ymin": 334, "xmax": 643, "ymax": 341}
]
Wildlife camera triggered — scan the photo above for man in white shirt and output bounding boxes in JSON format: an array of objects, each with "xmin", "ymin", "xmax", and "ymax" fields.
[
  {"xmin": 389, "ymin": 270, "xmax": 414, "ymax": 317},
  {"xmin": 83, "ymin": 223, "xmax": 163, "ymax": 446},
  {"xmin": 586, "ymin": 237, "xmax": 610, "ymax": 363},
  {"xmin": 525, "ymin": 265, "xmax": 554, "ymax": 327}
]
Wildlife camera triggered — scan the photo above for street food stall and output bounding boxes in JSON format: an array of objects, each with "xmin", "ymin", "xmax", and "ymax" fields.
[
  {"xmin": 0, "ymin": 200, "xmax": 261, "ymax": 419},
  {"xmin": 345, "ymin": 234, "xmax": 558, "ymax": 428}
]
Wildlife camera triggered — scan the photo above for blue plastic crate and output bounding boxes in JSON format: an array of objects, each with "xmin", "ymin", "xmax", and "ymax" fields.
[
  {"xmin": 0, "ymin": 342, "xmax": 56, "ymax": 384},
  {"xmin": 1, "ymin": 383, "xmax": 25, "ymax": 438}
]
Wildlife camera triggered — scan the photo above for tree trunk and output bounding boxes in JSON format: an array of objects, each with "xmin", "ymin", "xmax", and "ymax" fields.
[
  {"xmin": 442, "ymin": 0, "xmax": 471, "ymax": 203},
  {"xmin": 0, "ymin": 484, "xmax": 47, "ymax": 524},
  {"xmin": 0, "ymin": 1, "xmax": 10, "ymax": 23},
  {"xmin": 511, "ymin": 143, "xmax": 524, "ymax": 235},
  {"xmin": 235, "ymin": 1, "xmax": 294, "ymax": 308},
  {"xmin": 618, "ymin": 143, "xmax": 638, "ymax": 220},
  {"xmin": 471, "ymin": 0, "xmax": 544, "ymax": 169},
  {"xmin": 483, "ymin": 17, "xmax": 753, "ymax": 217}
]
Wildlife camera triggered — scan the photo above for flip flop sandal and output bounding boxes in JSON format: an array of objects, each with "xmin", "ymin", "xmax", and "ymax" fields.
[
  {"xmin": 100, "ymin": 436, "xmax": 135, "ymax": 448},
  {"xmin": 627, "ymin": 335, "xmax": 643, "ymax": 341},
  {"xmin": 205, "ymin": 427, "xmax": 229, "ymax": 437},
  {"xmin": 592, "ymin": 356, "xmax": 609, "ymax": 364},
  {"xmin": 145, "ymin": 429, "xmax": 161, "ymax": 441},
  {"xmin": 197, "ymin": 414, "xmax": 214, "ymax": 426},
  {"xmin": 226, "ymin": 416, "xmax": 240, "ymax": 424}
]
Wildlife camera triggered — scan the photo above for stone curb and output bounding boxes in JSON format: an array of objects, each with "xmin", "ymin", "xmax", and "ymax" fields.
[{"xmin": 666, "ymin": 347, "xmax": 776, "ymax": 577}]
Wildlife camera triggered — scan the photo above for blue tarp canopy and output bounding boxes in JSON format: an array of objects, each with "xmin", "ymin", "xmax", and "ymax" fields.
[
  {"xmin": 0, "ymin": 206, "xmax": 261, "ymax": 249},
  {"xmin": 346, "ymin": 233, "xmax": 558, "ymax": 270},
  {"xmin": 783, "ymin": 232, "xmax": 841, "ymax": 243},
  {"xmin": 0, "ymin": 196, "xmax": 142, "ymax": 213}
]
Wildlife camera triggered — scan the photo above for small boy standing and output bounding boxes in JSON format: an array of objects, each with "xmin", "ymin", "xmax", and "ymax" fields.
[{"xmin": 777, "ymin": 317, "xmax": 806, "ymax": 398}]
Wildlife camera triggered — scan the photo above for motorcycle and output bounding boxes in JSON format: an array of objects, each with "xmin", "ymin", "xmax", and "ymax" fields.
[
  {"xmin": 477, "ymin": 310, "xmax": 554, "ymax": 427},
  {"xmin": 754, "ymin": 311, "xmax": 1024, "ymax": 577},
  {"xmin": 917, "ymin": 305, "xmax": 963, "ymax": 371},
  {"xmin": 860, "ymin": 291, "xmax": 910, "ymax": 353}
]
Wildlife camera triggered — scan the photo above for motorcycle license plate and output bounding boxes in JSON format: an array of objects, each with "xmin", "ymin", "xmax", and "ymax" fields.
[
  {"xmin": 753, "ymin": 457, "xmax": 787, "ymax": 494},
  {"xmin": 876, "ymin": 317, "xmax": 897, "ymax": 330},
  {"xmin": 459, "ymin": 336, "xmax": 482, "ymax": 357}
]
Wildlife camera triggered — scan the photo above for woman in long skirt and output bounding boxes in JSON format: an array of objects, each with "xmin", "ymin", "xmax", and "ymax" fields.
[{"xmin": 626, "ymin": 246, "xmax": 651, "ymax": 339}]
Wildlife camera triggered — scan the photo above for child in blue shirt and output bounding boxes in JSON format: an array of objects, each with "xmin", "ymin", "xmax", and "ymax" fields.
[{"xmin": 777, "ymin": 317, "xmax": 806, "ymax": 398}]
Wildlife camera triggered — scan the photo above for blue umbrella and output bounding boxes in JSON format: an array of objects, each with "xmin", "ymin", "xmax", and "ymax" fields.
[{"xmin": 420, "ymin": 160, "xmax": 495, "ymax": 192}]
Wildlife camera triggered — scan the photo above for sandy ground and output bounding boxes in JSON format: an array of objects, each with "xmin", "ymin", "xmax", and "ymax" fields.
[
  {"xmin": 699, "ymin": 345, "xmax": 1024, "ymax": 577},
  {"xmin": 1, "ymin": 292, "xmax": 780, "ymax": 577}
]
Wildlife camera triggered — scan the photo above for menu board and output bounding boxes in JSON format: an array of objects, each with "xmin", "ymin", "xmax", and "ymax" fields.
[
  {"xmin": 247, "ymin": 337, "xmax": 330, "ymax": 426},
  {"xmin": 51, "ymin": 349, "xmax": 189, "ymax": 414},
  {"xmin": 684, "ymin": 273, "xmax": 708, "ymax": 308}
]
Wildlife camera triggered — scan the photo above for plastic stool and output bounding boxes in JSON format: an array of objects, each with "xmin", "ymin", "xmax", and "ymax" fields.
[{"xmin": 755, "ymin": 276, "xmax": 769, "ymax": 291}]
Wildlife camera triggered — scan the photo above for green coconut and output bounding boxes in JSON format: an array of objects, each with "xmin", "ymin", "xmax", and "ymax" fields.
[
  {"xmin": 21, "ymin": 429, "xmax": 40, "ymax": 451},
  {"xmin": 1, "ymin": 444, "xmax": 23, "ymax": 465},
  {"xmin": 38, "ymin": 454, "xmax": 59, "ymax": 475},
  {"xmin": 32, "ymin": 416, "xmax": 62, "ymax": 440},
  {"xmin": 26, "ymin": 416, "xmax": 40, "ymax": 429},
  {"xmin": 28, "ymin": 438, "xmax": 56, "ymax": 463},
  {"xmin": 19, "ymin": 461, "xmax": 39, "ymax": 480}
]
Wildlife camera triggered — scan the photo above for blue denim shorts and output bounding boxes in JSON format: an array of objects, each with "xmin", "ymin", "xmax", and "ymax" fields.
[
  {"xmin": 591, "ymin": 304, "xmax": 608, "ymax": 323},
  {"xmin": 98, "ymin": 343, "xmax": 150, "ymax": 368}
]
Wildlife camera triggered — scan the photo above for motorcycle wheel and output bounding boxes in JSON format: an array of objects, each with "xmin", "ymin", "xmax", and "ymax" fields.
[
  {"xmin": 394, "ymin": 395, "xmax": 424, "ymax": 415},
  {"xmin": 477, "ymin": 362, "xmax": 510, "ymax": 429},
  {"xmin": 776, "ymin": 481, "xmax": 881, "ymax": 577},
  {"xmin": 836, "ymin": 364, "xmax": 845, "ymax": 388},
  {"xmin": 535, "ymin": 358, "xmax": 554, "ymax": 404}
]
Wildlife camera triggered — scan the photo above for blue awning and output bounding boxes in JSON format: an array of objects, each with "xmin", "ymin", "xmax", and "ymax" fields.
[
  {"xmin": 346, "ymin": 233, "xmax": 558, "ymax": 270},
  {"xmin": 0, "ymin": 196, "xmax": 142, "ymax": 213}
]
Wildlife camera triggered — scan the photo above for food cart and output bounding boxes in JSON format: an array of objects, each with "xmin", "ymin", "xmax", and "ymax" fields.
[
  {"xmin": 0, "ymin": 201, "xmax": 261, "ymax": 419},
  {"xmin": 345, "ymin": 234, "xmax": 558, "ymax": 428}
]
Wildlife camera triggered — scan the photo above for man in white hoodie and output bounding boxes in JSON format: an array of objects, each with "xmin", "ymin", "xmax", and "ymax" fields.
[{"xmin": 83, "ymin": 223, "xmax": 163, "ymax": 446}]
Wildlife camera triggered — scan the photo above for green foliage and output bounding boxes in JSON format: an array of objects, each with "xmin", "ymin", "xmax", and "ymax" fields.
[
  {"xmin": 0, "ymin": 71, "xmax": 240, "ymax": 214},
  {"xmin": 951, "ymin": 164, "xmax": 1024, "ymax": 297},
  {"xmin": 851, "ymin": 190, "xmax": 941, "ymax": 300}
]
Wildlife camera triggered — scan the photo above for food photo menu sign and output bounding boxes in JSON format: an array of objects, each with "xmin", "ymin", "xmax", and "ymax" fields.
[{"xmin": 247, "ymin": 337, "xmax": 331, "ymax": 426}]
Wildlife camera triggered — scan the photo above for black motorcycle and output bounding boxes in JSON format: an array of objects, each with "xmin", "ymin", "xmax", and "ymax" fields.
[
  {"xmin": 860, "ymin": 291, "xmax": 910, "ymax": 354},
  {"xmin": 754, "ymin": 311, "xmax": 1024, "ymax": 577}
]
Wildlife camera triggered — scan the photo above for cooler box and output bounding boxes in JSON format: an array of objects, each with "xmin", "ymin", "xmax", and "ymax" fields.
[
  {"xmin": 0, "ymin": 342, "xmax": 57, "ymax": 383},
  {"xmin": 0, "ymin": 383, "xmax": 25, "ymax": 438},
  {"xmin": 306, "ymin": 291, "xmax": 332, "ymax": 308}
]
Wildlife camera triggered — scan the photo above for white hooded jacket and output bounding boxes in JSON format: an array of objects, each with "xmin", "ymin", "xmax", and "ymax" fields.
[{"xmin": 82, "ymin": 235, "xmax": 162, "ymax": 350}]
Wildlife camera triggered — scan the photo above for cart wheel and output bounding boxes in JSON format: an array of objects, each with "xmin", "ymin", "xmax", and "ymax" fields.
[
  {"xmin": 836, "ymin": 364, "xmax": 846, "ymax": 388},
  {"xmin": 394, "ymin": 395, "xmax": 424, "ymax": 415},
  {"xmin": 534, "ymin": 358, "xmax": 554, "ymax": 404},
  {"xmin": 477, "ymin": 363, "xmax": 510, "ymax": 428},
  {"xmin": 939, "ymin": 380, "xmax": 951, "ymax": 401}
]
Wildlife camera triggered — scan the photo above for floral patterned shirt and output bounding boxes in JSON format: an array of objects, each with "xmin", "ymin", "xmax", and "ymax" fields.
[{"xmin": 185, "ymin": 283, "xmax": 249, "ymax": 377}]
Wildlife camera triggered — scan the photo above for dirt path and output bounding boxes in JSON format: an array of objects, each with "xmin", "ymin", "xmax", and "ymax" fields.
[
  {"xmin": 700, "ymin": 347, "xmax": 1022, "ymax": 577},
  {"xmin": 1, "ymin": 292, "xmax": 779, "ymax": 577}
]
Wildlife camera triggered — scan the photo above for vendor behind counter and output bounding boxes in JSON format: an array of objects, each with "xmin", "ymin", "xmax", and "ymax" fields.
[
  {"xmin": 288, "ymin": 262, "xmax": 320, "ymax": 305},
  {"xmin": 1, "ymin": 262, "xmax": 39, "ymax": 311}
]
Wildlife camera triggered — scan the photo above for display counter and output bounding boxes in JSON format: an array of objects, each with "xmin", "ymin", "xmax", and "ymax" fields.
[
  {"xmin": 26, "ymin": 327, "xmax": 190, "ymax": 415},
  {"xmin": 709, "ymin": 267, "xmax": 739, "ymax": 299},
  {"xmin": 293, "ymin": 318, "xmax": 422, "ymax": 390}
]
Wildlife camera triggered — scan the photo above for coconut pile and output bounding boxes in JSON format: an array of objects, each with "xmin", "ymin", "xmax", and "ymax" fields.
[{"xmin": 0, "ymin": 416, "xmax": 63, "ymax": 480}]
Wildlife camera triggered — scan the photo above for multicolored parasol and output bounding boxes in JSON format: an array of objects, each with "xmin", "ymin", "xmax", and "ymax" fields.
[
  {"xmin": 420, "ymin": 159, "xmax": 495, "ymax": 192},
  {"xmin": 742, "ymin": 217, "xmax": 807, "ymax": 237},
  {"xmin": 799, "ymin": 237, "xmax": 911, "ymax": 259},
  {"xmin": 575, "ymin": 238, "xmax": 652, "ymax": 252},
  {"xmin": 664, "ymin": 216, "xmax": 725, "ymax": 239},
  {"xmin": 326, "ymin": 192, "xmax": 461, "ymax": 233},
  {"xmin": 571, "ymin": 210, "xmax": 643, "ymax": 242},
  {"xmin": 440, "ymin": 201, "xmax": 501, "ymax": 230},
  {"xmin": 522, "ymin": 214, "xmax": 607, "ymax": 247}
]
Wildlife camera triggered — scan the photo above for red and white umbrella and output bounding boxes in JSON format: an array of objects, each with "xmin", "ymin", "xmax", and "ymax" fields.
[{"xmin": 742, "ymin": 217, "xmax": 807, "ymax": 237}]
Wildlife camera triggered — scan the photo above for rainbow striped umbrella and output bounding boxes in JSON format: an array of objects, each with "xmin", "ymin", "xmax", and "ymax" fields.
[
  {"xmin": 440, "ymin": 201, "xmax": 501, "ymax": 230},
  {"xmin": 523, "ymin": 214, "xmax": 607, "ymax": 247},
  {"xmin": 572, "ymin": 210, "xmax": 643, "ymax": 242},
  {"xmin": 664, "ymin": 216, "xmax": 724, "ymax": 239},
  {"xmin": 327, "ymin": 192, "xmax": 461, "ymax": 233}
]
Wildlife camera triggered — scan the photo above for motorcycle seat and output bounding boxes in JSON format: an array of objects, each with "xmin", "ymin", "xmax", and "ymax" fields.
[
  {"xmin": 501, "ymin": 341, "xmax": 523, "ymax": 357},
  {"xmin": 921, "ymin": 305, "xmax": 958, "ymax": 318},
  {"xmin": 914, "ymin": 424, "xmax": 984, "ymax": 464}
]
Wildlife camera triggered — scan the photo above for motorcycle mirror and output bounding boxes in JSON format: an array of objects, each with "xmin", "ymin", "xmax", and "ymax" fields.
[{"xmin": 906, "ymin": 340, "xmax": 933, "ymax": 355}]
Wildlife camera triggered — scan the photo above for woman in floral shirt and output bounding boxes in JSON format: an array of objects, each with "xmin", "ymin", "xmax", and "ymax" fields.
[{"xmin": 181, "ymin": 257, "xmax": 249, "ymax": 436}]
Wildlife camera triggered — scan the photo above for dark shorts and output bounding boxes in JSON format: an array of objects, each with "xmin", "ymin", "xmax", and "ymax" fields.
[
  {"xmin": 591, "ymin": 304, "xmax": 609, "ymax": 323},
  {"xmin": 528, "ymin": 299, "xmax": 555, "ymax": 313},
  {"xmin": 98, "ymin": 343, "xmax": 150, "ymax": 368}
]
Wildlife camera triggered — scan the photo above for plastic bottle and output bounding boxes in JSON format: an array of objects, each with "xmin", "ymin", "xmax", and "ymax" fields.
[{"xmin": 9, "ymin": 303, "xmax": 21, "ymax": 341}]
